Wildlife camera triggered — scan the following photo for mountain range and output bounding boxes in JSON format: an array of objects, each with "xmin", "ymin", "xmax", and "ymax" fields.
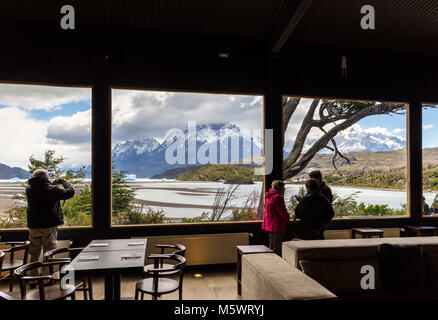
[
  {"xmin": 283, "ymin": 124, "xmax": 406, "ymax": 158},
  {"xmin": 0, "ymin": 163, "xmax": 30, "ymax": 179},
  {"xmin": 112, "ymin": 122, "xmax": 263, "ymax": 178},
  {"xmin": 0, "ymin": 123, "xmax": 408, "ymax": 179}
]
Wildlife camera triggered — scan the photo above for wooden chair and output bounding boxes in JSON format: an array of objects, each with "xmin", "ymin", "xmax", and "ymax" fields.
[
  {"xmin": 135, "ymin": 254, "xmax": 186, "ymax": 300},
  {"xmin": 143, "ymin": 244, "xmax": 186, "ymax": 278},
  {"xmin": 0, "ymin": 241, "xmax": 30, "ymax": 292},
  {"xmin": 0, "ymin": 251, "xmax": 4, "ymax": 274},
  {"xmin": 0, "ymin": 291, "xmax": 16, "ymax": 300},
  {"xmin": 44, "ymin": 247, "xmax": 93, "ymax": 300},
  {"xmin": 14, "ymin": 261, "xmax": 76, "ymax": 300}
]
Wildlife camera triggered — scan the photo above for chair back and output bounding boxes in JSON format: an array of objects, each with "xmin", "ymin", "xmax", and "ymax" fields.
[
  {"xmin": 147, "ymin": 253, "xmax": 186, "ymax": 276},
  {"xmin": 156, "ymin": 244, "xmax": 186, "ymax": 256},
  {"xmin": 1, "ymin": 241, "xmax": 30, "ymax": 264},
  {"xmin": 0, "ymin": 251, "xmax": 4, "ymax": 273},
  {"xmin": 173, "ymin": 244, "xmax": 186, "ymax": 257},
  {"xmin": 14, "ymin": 261, "xmax": 70, "ymax": 300},
  {"xmin": 44, "ymin": 247, "xmax": 84, "ymax": 262}
]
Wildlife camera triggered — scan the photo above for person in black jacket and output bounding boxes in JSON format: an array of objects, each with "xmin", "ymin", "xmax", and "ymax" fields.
[
  {"xmin": 309, "ymin": 170, "xmax": 333, "ymax": 204},
  {"xmin": 26, "ymin": 169, "xmax": 75, "ymax": 267},
  {"xmin": 291, "ymin": 179, "xmax": 334, "ymax": 240}
]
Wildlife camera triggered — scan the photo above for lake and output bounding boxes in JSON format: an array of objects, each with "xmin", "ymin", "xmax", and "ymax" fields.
[
  {"xmin": 1, "ymin": 180, "xmax": 435, "ymax": 219},
  {"xmin": 130, "ymin": 181, "xmax": 437, "ymax": 218}
]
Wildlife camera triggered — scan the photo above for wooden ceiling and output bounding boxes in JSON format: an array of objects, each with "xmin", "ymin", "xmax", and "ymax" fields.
[{"xmin": 1, "ymin": 0, "xmax": 438, "ymax": 55}]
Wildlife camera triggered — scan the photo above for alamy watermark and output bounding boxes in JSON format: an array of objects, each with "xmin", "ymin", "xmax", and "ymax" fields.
[
  {"xmin": 164, "ymin": 121, "xmax": 273, "ymax": 176},
  {"xmin": 360, "ymin": 265, "xmax": 375, "ymax": 290}
]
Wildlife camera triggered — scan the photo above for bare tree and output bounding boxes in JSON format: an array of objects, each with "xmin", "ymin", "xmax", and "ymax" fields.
[
  {"xmin": 210, "ymin": 184, "xmax": 240, "ymax": 221},
  {"xmin": 283, "ymin": 98, "xmax": 407, "ymax": 180}
]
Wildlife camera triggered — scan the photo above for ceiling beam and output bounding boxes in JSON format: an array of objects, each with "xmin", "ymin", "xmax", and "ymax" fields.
[{"xmin": 271, "ymin": 0, "xmax": 313, "ymax": 56}]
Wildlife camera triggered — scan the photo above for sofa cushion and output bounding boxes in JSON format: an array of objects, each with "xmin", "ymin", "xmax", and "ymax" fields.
[
  {"xmin": 282, "ymin": 237, "xmax": 438, "ymax": 269},
  {"xmin": 378, "ymin": 244, "xmax": 427, "ymax": 292},
  {"xmin": 242, "ymin": 253, "xmax": 337, "ymax": 300},
  {"xmin": 299, "ymin": 258, "xmax": 382, "ymax": 295},
  {"xmin": 426, "ymin": 253, "xmax": 438, "ymax": 288}
]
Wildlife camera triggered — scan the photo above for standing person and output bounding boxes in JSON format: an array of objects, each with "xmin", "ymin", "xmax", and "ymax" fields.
[
  {"xmin": 26, "ymin": 169, "xmax": 75, "ymax": 269},
  {"xmin": 262, "ymin": 180, "xmax": 290, "ymax": 256},
  {"xmin": 291, "ymin": 179, "xmax": 334, "ymax": 240},
  {"xmin": 309, "ymin": 170, "xmax": 333, "ymax": 204},
  {"xmin": 423, "ymin": 196, "xmax": 431, "ymax": 215}
]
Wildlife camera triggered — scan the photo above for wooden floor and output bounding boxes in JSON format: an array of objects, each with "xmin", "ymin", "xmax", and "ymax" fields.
[{"xmin": 0, "ymin": 266, "xmax": 241, "ymax": 300}]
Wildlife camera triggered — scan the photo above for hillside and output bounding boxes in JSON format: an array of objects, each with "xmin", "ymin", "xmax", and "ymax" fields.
[
  {"xmin": 290, "ymin": 147, "xmax": 438, "ymax": 191},
  {"xmin": 0, "ymin": 163, "xmax": 30, "ymax": 179},
  {"xmin": 177, "ymin": 164, "xmax": 262, "ymax": 184},
  {"xmin": 151, "ymin": 165, "xmax": 202, "ymax": 179}
]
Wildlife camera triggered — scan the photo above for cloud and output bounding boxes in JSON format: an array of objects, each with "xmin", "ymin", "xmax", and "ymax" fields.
[
  {"xmin": 0, "ymin": 84, "xmax": 90, "ymax": 110},
  {"xmin": 112, "ymin": 90, "xmax": 263, "ymax": 144},
  {"xmin": 0, "ymin": 107, "xmax": 48, "ymax": 168},
  {"xmin": 0, "ymin": 106, "xmax": 92, "ymax": 169},
  {"xmin": 392, "ymin": 128, "xmax": 405, "ymax": 134},
  {"xmin": 0, "ymin": 84, "xmax": 92, "ymax": 169},
  {"xmin": 47, "ymin": 110, "xmax": 91, "ymax": 144},
  {"xmin": 423, "ymin": 124, "xmax": 434, "ymax": 130}
]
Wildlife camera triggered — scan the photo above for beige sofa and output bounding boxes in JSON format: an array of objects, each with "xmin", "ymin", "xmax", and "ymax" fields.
[{"xmin": 242, "ymin": 237, "xmax": 438, "ymax": 300}]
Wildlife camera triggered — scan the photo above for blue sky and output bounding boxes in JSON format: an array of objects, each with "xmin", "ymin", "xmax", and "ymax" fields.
[
  {"xmin": 28, "ymin": 100, "xmax": 91, "ymax": 121},
  {"xmin": 423, "ymin": 106, "xmax": 438, "ymax": 148}
]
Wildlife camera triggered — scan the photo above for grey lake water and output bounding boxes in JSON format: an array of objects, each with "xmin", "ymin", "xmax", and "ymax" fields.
[
  {"xmin": 130, "ymin": 181, "xmax": 437, "ymax": 218},
  {"xmin": 1, "ymin": 180, "xmax": 436, "ymax": 219}
]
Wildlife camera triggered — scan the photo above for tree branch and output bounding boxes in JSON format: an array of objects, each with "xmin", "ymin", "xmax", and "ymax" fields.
[
  {"xmin": 282, "ymin": 97, "xmax": 301, "ymax": 134},
  {"xmin": 284, "ymin": 99, "xmax": 320, "ymax": 167},
  {"xmin": 283, "ymin": 102, "xmax": 407, "ymax": 179}
]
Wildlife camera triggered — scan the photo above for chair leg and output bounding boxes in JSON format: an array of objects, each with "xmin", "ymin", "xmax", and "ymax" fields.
[
  {"xmin": 83, "ymin": 289, "xmax": 88, "ymax": 300},
  {"xmin": 9, "ymin": 270, "xmax": 14, "ymax": 292},
  {"xmin": 141, "ymin": 292, "xmax": 144, "ymax": 300},
  {"xmin": 135, "ymin": 289, "xmax": 139, "ymax": 300},
  {"xmin": 71, "ymin": 292, "xmax": 76, "ymax": 300},
  {"xmin": 87, "ymin": 276, "xmax": 93, "ymax": 300}
]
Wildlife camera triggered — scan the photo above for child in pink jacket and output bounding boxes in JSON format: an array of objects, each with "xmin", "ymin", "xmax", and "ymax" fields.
[{"xmin": 262, "ymin": 180, "xmax": 291, "ymax": 255}]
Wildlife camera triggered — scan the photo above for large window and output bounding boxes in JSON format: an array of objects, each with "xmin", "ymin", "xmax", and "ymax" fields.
[
  {"xmin": 422, "ymin": 104, "xmax": 438, "ymax": 216},
  {"xmin": 0, "ymin": 84, "xmax": 92, "ymax": 229},
  {"xmin": 283, "ymin": 97, "xmax": 408, "ymax": 218},
  {"xmin": 111, "ymin": 90, "xmax": 264, "ymax": 225}
]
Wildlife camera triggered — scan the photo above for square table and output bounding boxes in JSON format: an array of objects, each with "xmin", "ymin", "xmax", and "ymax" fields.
[
  {"xmin": 405, "ymin": 226, "xmax": 438, "ymax": 237},
  {"xmin": 67, "ymin": 239, "xmax": 147, "ymax": 300},
  {"xmin": 352, "ymin": 228, "xmax": 384, "ymax": 238}
]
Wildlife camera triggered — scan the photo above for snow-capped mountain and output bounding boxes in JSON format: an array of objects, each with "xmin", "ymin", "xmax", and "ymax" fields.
[
  {"xmin": 330, "ymin": 125, "xmax": 406, "ymax": 153},
  {"xmin": 284, "ymin": 124, "xmax": 406, "ymax": 157},
  {"xmin": 112, "ymin": 123, "xmax": 263, "ymax": 178},
  {"xmin": 113, "ymin": 138, "xmax": 160, "ymax": 161}
]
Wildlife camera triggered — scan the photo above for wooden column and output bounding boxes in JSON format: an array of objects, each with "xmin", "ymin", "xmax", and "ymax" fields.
[
  {"xmin": 264, "ymin": 56, "xmax": 283, "ymax": 190},
  {"xmin": 92, "ymin": 84, "xmax": 112, "ymax": 231},
  {"xmin": 407, "ymin": 100, "xmax": 422, "ymax": 222}
]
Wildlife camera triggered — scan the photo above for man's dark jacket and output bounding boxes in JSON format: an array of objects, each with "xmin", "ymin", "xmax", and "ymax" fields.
[
  {"xmin": 294, "ymin": 192, "xmax": 334, "ymax": 234},
  {"xmin": 26, "ymin": 176, "xmax": 75, "ymax": 229},
  {"xmin": 320, "ymin": 181, "xmax": 333, "ymax": 203}
]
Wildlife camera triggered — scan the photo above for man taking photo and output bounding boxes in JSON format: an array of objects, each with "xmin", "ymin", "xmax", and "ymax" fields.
[{"xmin": 26, "ymin": 169, "xmax": 75, "ymax": 267}]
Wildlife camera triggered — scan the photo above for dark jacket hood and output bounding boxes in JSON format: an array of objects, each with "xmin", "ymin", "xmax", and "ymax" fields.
[{"xmin": 28, "ymin": 176, "xmax": 50, "ymax": 188}]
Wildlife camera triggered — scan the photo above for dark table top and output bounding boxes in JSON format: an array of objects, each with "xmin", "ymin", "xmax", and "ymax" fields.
[
  {"xmin": 82, "ymin": 239, "xmax": 147, "ymax": 252},
  {"xmin": 67, "ymin": 238, "xmax": 147, "ymax": 274}
]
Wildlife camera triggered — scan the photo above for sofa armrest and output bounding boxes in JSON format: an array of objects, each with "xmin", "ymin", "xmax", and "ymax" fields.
[{"xmin": 241, "ymin": 253, "xmax": 337, "ymax": 300}]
